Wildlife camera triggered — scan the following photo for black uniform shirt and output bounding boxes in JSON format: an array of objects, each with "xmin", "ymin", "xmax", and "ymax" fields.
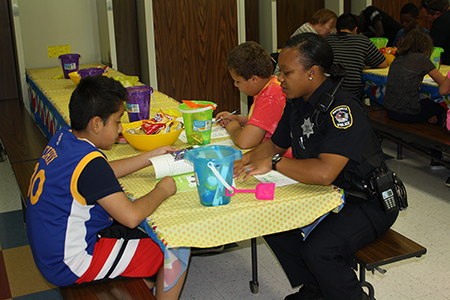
[
  {"xmin": 272, "ymin": 79, "xmax": 397, "ymax": 237},
  {"xmin": 272, "ymin": 78, "xmax": 370, "ymax": 187}
]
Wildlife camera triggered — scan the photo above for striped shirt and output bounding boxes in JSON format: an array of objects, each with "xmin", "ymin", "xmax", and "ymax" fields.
[
  {"xmin": 325, "ymin": 32, "xmax": 386, "ymax": 100},
  {"xmin": 291, "ymin": 22, "xmax": 318, "ymax": 37}
]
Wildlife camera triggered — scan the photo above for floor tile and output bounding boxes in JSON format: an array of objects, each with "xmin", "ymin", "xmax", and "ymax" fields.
[
  {"xmin": 0, "ymin": 251, "xmax": 12, "ymax": 300},
  {"xmin": 0, "ymin": 159, "xmax": 22, "ymax": 214},
  {"xmin": 2, "ymin": 246, "xmax": 55, "ymax": 298},
  {"xmin": 12, "ymin": 289, "xmax": 62, "ymax": 300},
  {"xmin": 0, "ymin": 211, "xmax": 28, "ymax": 250}
]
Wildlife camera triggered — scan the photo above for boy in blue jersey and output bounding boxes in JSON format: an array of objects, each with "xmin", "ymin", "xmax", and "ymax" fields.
[
  {"xmin": 26, "ymin": 75, "xmax": 187, "ymax": 299},
  {"xmin": 393, "ymin": 3, "xmax": 430, "ymax": 48}
]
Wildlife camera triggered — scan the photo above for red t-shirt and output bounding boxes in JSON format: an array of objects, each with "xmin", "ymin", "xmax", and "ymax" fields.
[
  {"xmin": 247, "ymin": 76, "xmax": 292, "ymax": 158},
  {"xmin": 247, "ymin": 76, "xmax": 286, "ymax": 142}
]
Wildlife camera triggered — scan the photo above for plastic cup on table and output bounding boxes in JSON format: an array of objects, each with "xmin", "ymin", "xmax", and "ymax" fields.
[
  {"xmin": 126, "ymin": 85, "xmax": 155, "ymax": 122},
  {"xmin": 179, "ymin": 100, "xmax": 216, "ymax": 145},
  {"xmin": 58, "ymin": 54, "xmax": 81, "ymax": 79}
]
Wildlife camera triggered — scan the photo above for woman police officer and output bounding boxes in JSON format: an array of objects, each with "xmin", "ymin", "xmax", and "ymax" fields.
[{"xmin": 233, "ymin": 33, "xmax": 398, "ymax": 300}]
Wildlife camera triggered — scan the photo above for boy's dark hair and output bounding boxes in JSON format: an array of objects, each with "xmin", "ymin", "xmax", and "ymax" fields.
[
  {"xmin": 226, "ymin": 41, "xmax": 273, "ymax": 80},
  {"xmin": 336, "ymin": 13, "xmax": 358, "ymax": 32},
  {"xmin": 396, "ymin": 27, "xmax": 434, "ymax": 57},
  {"xmin": 69, "ymin": 75, "xmax": 127, "ymax": 131},
  {"xmin": 401, "ymin": 3, "xmax": 419, "ymax": 17}
]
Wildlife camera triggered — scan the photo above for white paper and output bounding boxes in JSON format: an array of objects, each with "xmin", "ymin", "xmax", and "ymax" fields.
[
  {"xmin": 422, "ymin": 77, "xmax": 437, "ymax": 86},
  {"xmin": 253, "ymin": 170, "xmax": 298, "ymax": 187},
  {"xmin": 178, "ymin": 126, "xmax": 230, "ymax": 143},
  {"xmin": 210, "ymin": 139, "xmax": 235, "ymax": 146},
  {"xmin": 149, "ymin": 149, "xmax": 194, "ymax": 179},
  {"xmin": 178, "ymin": 130, "xmax": 188, "ymax": 143}
]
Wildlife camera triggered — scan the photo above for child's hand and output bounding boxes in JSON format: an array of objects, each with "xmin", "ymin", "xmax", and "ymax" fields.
[
  {"xmin": 148, "ymin": 146, "xmax": 179, "ymax": 158},
  {"xmin": 215, "ymin": 111, "xmax": 230, "ymax": 127},
  {"xmin": 156, "ymin": 176, "xmax": 177, "ymax": 197},
  {"xmin": 216, "ymin": 111, "xmax": 239, "ymax": 127}
]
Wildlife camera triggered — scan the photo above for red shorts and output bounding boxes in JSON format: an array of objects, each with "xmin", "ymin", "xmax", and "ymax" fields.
[{"xmin": 75, "ymin": 223, "xmax": 163, "ymax": 284}]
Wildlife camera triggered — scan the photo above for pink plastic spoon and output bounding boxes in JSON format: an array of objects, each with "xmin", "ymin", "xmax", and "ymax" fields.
[{"xmin": 225, "ymin": 183, "xmax": 275, "ymax": 200}]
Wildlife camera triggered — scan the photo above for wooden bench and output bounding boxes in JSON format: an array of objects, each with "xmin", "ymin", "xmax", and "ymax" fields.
[
  {"xmin": 351, "ymin": 228, "xmax": 427, "ymax": 300},
  {"xmin": 0, "ymin": 99, "xmax": 49, "ymax": 220},
  {"xmin": 60, "ymin": 278, "xmax": 156, "ymax": 300},
  {"xmin": 365, "ymin": 105, "xmax": 450, "ymax": 167}
]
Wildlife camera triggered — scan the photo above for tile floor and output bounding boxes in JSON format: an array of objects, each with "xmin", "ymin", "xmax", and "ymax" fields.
[{"xmin": 0, "ymin": 138, "xmax": 449, "ymax": 300}]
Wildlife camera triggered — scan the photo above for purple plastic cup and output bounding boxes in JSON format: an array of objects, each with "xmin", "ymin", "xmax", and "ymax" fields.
[
  {"xmin": 78, "ymin": 67, "xmax": 105, "ymax": 78},
  {"xmin": 59, "ymin": 54, "xmax": 81, "ymax": 79},
  {"xmin": 126, "ymin": 85, "xmax": 154, "ymax": 122}
]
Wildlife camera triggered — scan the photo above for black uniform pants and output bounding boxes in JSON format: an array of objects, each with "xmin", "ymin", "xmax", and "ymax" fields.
[{"xmin": 264, "ymin": 200, "xmax": 397, "ymax": 300}]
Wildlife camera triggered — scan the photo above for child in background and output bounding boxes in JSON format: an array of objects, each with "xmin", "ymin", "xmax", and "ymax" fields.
[
  {"xmin": 26, "ymin": 76, "xmax": 188, "ymax": 299},
  {"xmin": 385, "ymin": 28, "xmax": 446, "ymax": 125},
  {"xmin": 216, "ymin": 41, "xmax": 288, "ymax": 153},
  {"xmin": 393, "ymin": 3, "xmax": 429, "ymax": 48}
]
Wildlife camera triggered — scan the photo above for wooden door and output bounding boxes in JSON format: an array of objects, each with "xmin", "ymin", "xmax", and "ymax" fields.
[
  {"xmin": 0, "ymin": 0, "xmax": 20, "ymax": 101},
  {"xmin": 245, "ymin": 0, "xmax": 259, "ymax": 43},
  {"xmin": 152, "ymin": 0, "xmax": 240, "ymax": 113},
  {"xmin": 276, "ymin": 0, "xmax": 325, "ymax": 49},
  {"xmin": 113, "ymin": 0, "xmax": 141, "ymax": 77}
]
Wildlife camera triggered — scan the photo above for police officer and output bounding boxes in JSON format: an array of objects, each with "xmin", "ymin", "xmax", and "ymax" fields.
[{"xmin": 234, "ymin": 33, "xmax": 398, "ymax": 300}]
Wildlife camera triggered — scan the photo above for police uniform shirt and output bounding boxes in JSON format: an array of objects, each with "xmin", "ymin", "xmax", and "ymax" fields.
[
  {"xmin": 272, "ymin": 79, "xmax": 399, "ymax": 239},
  {"xmin": 271, "ymin": 78, "xmax": 370, "ymax": 182}
]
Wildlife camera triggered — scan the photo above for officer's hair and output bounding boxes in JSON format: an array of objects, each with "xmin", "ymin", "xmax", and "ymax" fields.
[
  {"xmin": 226, "ymin": 41, "xmax": 274, "ymax": 80},
  {"xmin": 69, "ymin": 75, "xmax": 127, "ymax": 131},
  {"xmin": 284, "ymin": 33, "xmax": 346, "ymax": 82}
]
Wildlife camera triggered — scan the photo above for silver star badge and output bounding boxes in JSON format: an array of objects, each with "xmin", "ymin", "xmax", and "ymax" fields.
[{"xmin": 301, "ymin": 118, "xmax": 314, "ymax": 138}]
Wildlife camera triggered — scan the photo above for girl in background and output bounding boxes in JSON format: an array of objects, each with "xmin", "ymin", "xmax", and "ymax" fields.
[{"xmin": 384, "ymin": 28, "xmax": 446, "ymax": 125}]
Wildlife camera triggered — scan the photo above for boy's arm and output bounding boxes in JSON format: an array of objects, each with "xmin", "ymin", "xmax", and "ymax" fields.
[
  {"xmin": 97, "ymin": 176, "xmax": 176, "ymax": 228},
  {"xmin": 109, "ymin": 146, "xmax": 178, "ymax": 178},
  {"xmin": 226, "ymin": 122, "xmax": 267, "ymax": 149}
]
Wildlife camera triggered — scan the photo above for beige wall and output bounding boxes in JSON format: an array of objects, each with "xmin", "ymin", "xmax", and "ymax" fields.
[{"xmin": 18, "ymin": 0, "xmax": 101, "ymax": 69}]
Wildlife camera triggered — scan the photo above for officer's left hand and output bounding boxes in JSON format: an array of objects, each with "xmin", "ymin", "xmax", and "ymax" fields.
[{"xmin": 234, "ymin": 156, "xmax": 272, "ymax": 181}]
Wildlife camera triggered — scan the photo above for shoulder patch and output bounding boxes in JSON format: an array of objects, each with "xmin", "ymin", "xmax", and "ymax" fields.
[{"xmin": 330, "ymin": 105, "xmax": 353, "ymax": 129}]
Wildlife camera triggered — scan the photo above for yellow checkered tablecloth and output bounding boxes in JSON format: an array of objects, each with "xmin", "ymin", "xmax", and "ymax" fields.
[
  {"xmin": 26, "ymin": 65, "xmax": 343, "ymax": 248},
  {"xmin": 103, "ymin": 137, "xmax": 342, "ymax": 248},
  {"xmin": 26, "ymin": 64, "xmax": 180, "ymax": 127}
]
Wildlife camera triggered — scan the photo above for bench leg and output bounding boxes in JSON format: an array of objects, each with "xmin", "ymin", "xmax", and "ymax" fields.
[
  {"xmin": 397, "ymin": 138, "xmax": 403, "ymax": 160},
  {"xmin": 249, "ymin": 238, "xmax": 259, "ymax": 294},
  {"xmin": 359, "ymin": 266, "xmax": 375, "ymax": 300},
  {"xmin": 0, "ymin": 143, "xmax": 5, "ymax": 162}
]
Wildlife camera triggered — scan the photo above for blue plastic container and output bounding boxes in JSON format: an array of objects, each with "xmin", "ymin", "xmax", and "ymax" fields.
[{"xmin": 184, "ymin": 145, "xmax": 242, "ymax": 206}]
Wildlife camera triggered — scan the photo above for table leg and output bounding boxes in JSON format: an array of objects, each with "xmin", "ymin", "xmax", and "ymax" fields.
[{"xmin": 249, "ymin": 238, "xmax": 259, "ymax": 293}]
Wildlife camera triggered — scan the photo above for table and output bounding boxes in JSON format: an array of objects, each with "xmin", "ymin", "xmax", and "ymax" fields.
[
  {"xmin": 26, "ymin": 66, "xmax": 344, "ymax": 293},
  {"xmin": 362, "ymin": 64, "xmax": 450, "ymax": 108},
  {"xmin": 25, "ymin": 65, "xmax": 344, "ymax": 248}
]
